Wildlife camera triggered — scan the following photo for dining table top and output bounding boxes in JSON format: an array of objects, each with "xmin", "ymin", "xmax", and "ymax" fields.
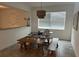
[
  {"xmin": 17, "ymin": 35, "xmax": 45, "ymax": 44},
  {"xmin": 17, "ymin": 36, "xmax": 36, "ymax": 42}
]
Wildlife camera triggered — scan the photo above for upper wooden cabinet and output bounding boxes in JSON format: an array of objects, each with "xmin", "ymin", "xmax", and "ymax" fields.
[{"xmin": 0, "ymin": 7, "xmax": 30, "ymax": 29}]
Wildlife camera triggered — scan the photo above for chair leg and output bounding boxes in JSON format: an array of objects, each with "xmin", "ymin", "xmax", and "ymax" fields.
[
  {"xmin": 47, "ymin": 50, "xmax": 56, "ymax": 57},
  {"xmin": 56, "ymin": 43, "xmax": 58, "ymax": 48}
]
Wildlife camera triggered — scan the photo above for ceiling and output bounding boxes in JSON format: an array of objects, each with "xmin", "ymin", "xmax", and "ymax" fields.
[
  {"xmin": 0, "ymin": 2, "xmax": 75, "ymax": 11},
  {"xmin": 24, "ymin": 2, "xmax": 75, "ymax": 7}
]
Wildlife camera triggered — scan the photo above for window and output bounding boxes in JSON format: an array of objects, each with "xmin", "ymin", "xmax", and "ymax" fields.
[{"xmin": 38, "ymin": 11, "xmax": 66, "ymax": 30}]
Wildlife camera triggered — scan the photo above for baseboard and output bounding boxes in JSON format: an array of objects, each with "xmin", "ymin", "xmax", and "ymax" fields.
[{"xmin": 59, "ymin": 39, "xmax": 71, "ymax": 41}]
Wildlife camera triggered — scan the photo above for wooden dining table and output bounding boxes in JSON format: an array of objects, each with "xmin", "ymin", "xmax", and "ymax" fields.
[
  {"xmin": 17, "ymin": 36, "xmax": 37, "ymax": 49},
  {"xmin": 17, "ymin": 35, "xmax": 45, "ymax": 50}
]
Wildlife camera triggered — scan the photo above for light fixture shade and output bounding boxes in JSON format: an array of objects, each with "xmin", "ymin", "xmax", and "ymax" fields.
[{"xmin": 37, "ymin": 10, "xmax": 46, "ymax": 18}]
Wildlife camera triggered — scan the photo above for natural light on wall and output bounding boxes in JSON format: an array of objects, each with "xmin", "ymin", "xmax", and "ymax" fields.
[
  {"xmin": 0, "ymin": 5, "xmax": 8, "ymax": 8},
  {"xmin": 38, "ymin": 11, "xmax": 66, "ymax": 30}
]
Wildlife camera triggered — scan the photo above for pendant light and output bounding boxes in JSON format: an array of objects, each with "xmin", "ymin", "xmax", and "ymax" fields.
[{"xmin": 37, "ymin": 2, "xmax": 46, "ymax": 19}]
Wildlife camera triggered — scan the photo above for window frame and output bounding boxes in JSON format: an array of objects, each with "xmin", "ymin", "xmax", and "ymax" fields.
[{"xmin": 38, "ymin": 11, "xmax": 66, "ymax": 30}]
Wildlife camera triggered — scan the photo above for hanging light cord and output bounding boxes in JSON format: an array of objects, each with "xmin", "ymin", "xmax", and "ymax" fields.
[
  {"xmin": 41, "ymin": 2, "xmax": 42, "ymax": 9},
  {"xmin": 41, "ymin": 0, "xmax": 42, "ymax": 10}
]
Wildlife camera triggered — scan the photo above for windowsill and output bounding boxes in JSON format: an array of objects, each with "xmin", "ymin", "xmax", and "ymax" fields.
[{"xmin": 38, "ymin": 26, "xmax": 65, "ymax": 30}]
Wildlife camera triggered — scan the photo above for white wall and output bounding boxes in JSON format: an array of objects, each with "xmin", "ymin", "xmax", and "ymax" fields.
[
  {"xmin": 0, "ymin": 3, "xmax": 31, "ymax": 50},
  {"xmin": 71, "ymin": 28, "xmax": 79, "ymax": 56},
  {"xmin": 31, "ymin": 4, "xmax": 74, "ymax": 40},
  {"xmin": 71, "ymin": 3, "xmax": 79, "ymax": 56},
  {"xmin": 0, "ymin": 27, "xmax": 31, "ymax": 50}
]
